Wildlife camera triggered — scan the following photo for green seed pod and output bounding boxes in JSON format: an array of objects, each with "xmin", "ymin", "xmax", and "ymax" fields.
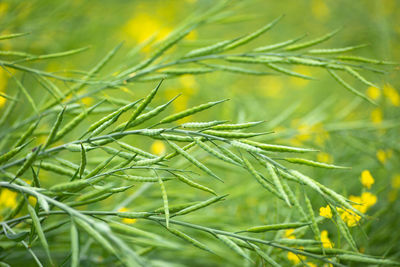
[
  {"xmin": 266, "ymin": 63, "xmax": 314, "ymax": 80},
  {"xmin": 49, "ymin": 179, "xmax": 89, "ymax": 192},
  {"xmin": 84, "ymin": 154, "xmax": 116, "ymax": 179},
  {"xmin": 285, "ymin": 28, "xmax": 340, "ymax": 51},
  {"xmin": 289, "ymin": 170, "xmax": 323, "ymax": 195},
  {"xmin": 307, "ymin": 44, "xmax": 367, "ymax": 55},
  {"xmin": 202, "ymin": 130, "xmax": 268, "ymax": 139},
  {"xmin": 54, "ymin": 100, "xmax": 105, "ymax": 142},
  {"xmin": 181, "ymin": 120, "xmax": 227, "ymax": 129},
  {"xmin": 304, "ymin": 195, "xmax": 321, "ymax": 242},
  {"xmin": 266, "ymin": 163, "xmax": 291, "ymax": 206},
  {"xmin": 159, "ymin": 99, "xmax": 228, "ymax": 124},
  {"xmin": 161, "ymin": 68, "xmax": 214, "ymax": 75},
  {"xmin": 14, "ymin": 120, "xmax": 40, "ymax": 148},
  {"xmin": 119, "ymin": 175, "xmax": 172, "ymax": 183},
  {"xmin": 242, "ymin": 157, "xmax": 281, "ymax": 199},
  {"xmin": 174, "ymin": 173, "xmax": 216, "ymax": 195},
  {"xmin": 331, "ymin": 206, "xmax": 358, "ymax": 252},
  {"xmin": 224, "ymin": 15, "xmax": 283, "ymax": 51},
  {"xmin": 201, "ymin": 62, "xmax": 272, "ymax": 76},
  {"xmin": 253, "ymin": 34, "xmax": 306, "ymax": 52},
  {"xmin": 167, "ymin": 140, "xmax": 222, "ymax": 182},
  {"xmin": 288, "ymin": 57, "xmax": 327, "ymax": 67},
  {"xmin": 117, "ymin": 141, "xmax": 157, "ymax": 159},
  {"xmin": 184, "ymin": 39, "xmax": 234, "ymax": 58},
  {"xmin": 281, "ymin": 179, "xmax": 307, "ymax": 219},
  {"xmin": 14, "ymin": 146, "xmax": 41, "ymax": 179},
  {"xmin": 0, "ymin": 143, "xmax": 28, "ymax": 165},
  {"xmin": 336, "ymin": 254, "xmax": 400, "ymax": 265},
  {"xmin": 165, "ymin": 141, "xmax": 196, "ymax": 160},
  {"xmin": 254, "ymin": 248, "xmax": 280, "ymax": 267},
  {"xmin": 167, "ymin": 228, "xmax": 213, "ymax": 253},
  {"xmin": 216, "ymin": 235, "xmax": 252, "ymax": 262},
  {"xmin": 194, "ymin": 138, "xmax": 238, "ymax": 166},
  {"xmin": 116, "ymin": 211, "xmax": 153, "ymax": 219},
  {"xmin": 244, "ymin": 222, "xmax": 310, "ymax": 233},
  {"xmin": 74, "ymin": 218, "xmax": 116, "ymax": 255},
  {"xmin": 231, "ymin": 140, "xmax": 263, "ymax": 154},
  {"xmin": 274, "ymin": 238, "xmax": 321, "ymax": 246},
  {"xmin": 101, "ymin": 146, "xmax": 137, "ymax": 161},
  {"xmin": 226, "ymin": 56, "xmax": 283, "ymax": 64},
  {"xmin": 70, "ymin": 219, "xmax": 79, "ymax": 267},
  {"xmin": 216, "ymin": 145, "xmax": 243, "ymax": 164},
  {"xmin": 157, "ymin": 174, "xmax": 169, "ymax": 228},
  {"xmin": 284, "ymin": 157, "xmax": 350, "ymax": 169},
  {"xmin": 344, "ymin": 66, "xmax": 378, "ymax": 88},
  {"xmin": 35, "ymin": 161, "xmax": 76, "ymax": 177},
  {"xmin": 79, "ymin": 143, "xmax": 87, "ymax": 179},
  {"xmin": 0, "ymin": 32, "xmax": 29, "ymax": 40},
  {"xmin": 134, "ymin": 156, "xmax": 165, "ymax": 166},
  {"xmin": 154, "ymin": 201, "xmax": 199, "ymax": 214},
  {"xmin": 153, "ymin": 134, "xmax": 195, "ymax": 142},
  {"xmin": 241, "ymin": 139, "xmax": 316, "ymax": 153},
  {"xmin": 173, "ymin": 194, "xmax": 228, "ymax": 216},
  {"xmin": 43, "ymin": 107, "xmax": 65, "ymax": 149},
  {"xmin": 327, "ymin": 69, "xmax": 376, "ymax": 105},
  {"xmin": 211, "ymin": 121, "xmax": 264, "ymax": 130},
  {"xmin": 109, "ymin": 221, "xmax": 159, "ymax": 240},
  {"xmin": 336, "ymin": 55, "xmax": 397, "ymax": 65}
]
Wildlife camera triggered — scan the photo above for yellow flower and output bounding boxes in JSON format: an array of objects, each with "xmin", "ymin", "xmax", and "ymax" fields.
[
  {"xmin": 320, "ymin": 230, "xmax": 333, "ymax": 248},
  {"xmin": 287, "ymin": 251, "xmax": 306, "ymax": 264},
  {"xmin": 317, "ymin": 152, "xmax": 333, "ymax": 164},
  {"xmin": 370, "ymin": 108, "xmax": 383, "ymax": 124},
  {"xmin": 338, "ymin": 208, "xmax": 361, "ymax": 227},
  {"xmin": 349, "ymin": 195, "xmax": 367, "ymax": 213},
  {"xmin": 117, "ymin": 207, "xmax": 137, "ymax": 224},
  {"xmin": 306, "ymin": 263, "xmax": 318, "ymax": 267},
  {"xmin": 383, "ymin": 84, "xmax": 400, "ymax": 106},
  {"xmin": 81, "ymin": 97, "xmax": 93, "ymax": 107},
  {"xmin": 366, "ymin": 86, "xmax": 381, "ymax": 100},
  {"xmin": 0, "ymin": 189, "xmax": 18, "ymax": 208},
  {"xmin": 319, "ymin": 205, "xmax": 332, "ymax": 219},
  {"xmin": 311, "ymin": 0, "xmax": 330, "ymax": 20},
  {"xmin": 376, "ymin": 149, "xmax": 392, "ymax": 164},
  {"xmin": 361, "ymin": 192, "xmax": 377, "ymax": 208},
  {"xmin": 361, "ymin": 170, "xmax": 374, "ymax": 189},
  {"xmin": 151, "ymin": 140, "xmax": 166, "ymax": 156},
  {"xmin": 391, "ymin": 174, "xmax": 400, "ymax": 189},
  {"xmin": 284, "ymin": 229, "xmax": 296, "ymax": 239}
]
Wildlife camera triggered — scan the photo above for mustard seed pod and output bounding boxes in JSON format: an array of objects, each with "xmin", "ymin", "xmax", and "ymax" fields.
[
  {"xmin": 216, "ymin": 235, "xmax": 252, "ymax": 262},
  {"xmin": 284, "ymin": 157, "xmax": 350, "ymax": 169},
  {"xmin": 202, "ymin": 130, "xmax": 268, "ymax": 139},
  {"xmin": 243, "ymin": 222, "xmax": 310, "ymax": 233},
  {"xmin": 266, "ymin": 163, "xmax": 291, "ymax": 206},
  {"xmin": 211, "ymin": 121, "xmax": 264, "ymax": 130},
  {"xmin": 168, "ymin": 228, "xmax": 213, "ymax": 253},
  {"xmin": 174, "ymin": 173, "xmax": 216, "ymax": 195},
  {"xmin": 43, "ymin": 106, "xmax": 65, "ymax": 149},
  {"xmin": 173, "ymin": 194, "xmax": 228, "ymax": 216},
  {"xmin": 194, "ymin": 138, "xmax": 238, "ymax": 166},
  {"xmin": 181, "ymin": 120, "xmax": 227, "ymax": 129},
  {"xmin": 285, "ymin": 28, "xmax": 340, "ymax": 51},
  {"xmin": 241, "ymin": 139, "xmax": 316, "ymax": 153},
  {"xmin": 159, "ymin": 99, "xmax": 228, "ymax": 124}
]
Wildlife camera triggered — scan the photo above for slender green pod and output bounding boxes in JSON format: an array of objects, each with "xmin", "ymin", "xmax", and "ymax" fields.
[
  {"xmin": 344, "ymin": 66, "xmax": 378, "ymax": 88},
  {"xmin": 331, "ymin": 206, "xmax": 358, "ymax": 251},
  {"xmin": 134, "ymin": 156, "xmax": 165, "ymax": 166},
  {"xmin": 0, "ymin": 92, "xmax": 19, "ymax": 127},
  {"xmin": 201, "ymin": 63, "xmax": 272, "ymax": 75},
  {"xmin": 173, "ymin": 194, "xmax": 228, "ymax": 216},
  {"xmin": 6, "ymin": 69, "xmax": 38, "ymax": 113},
  {"xmin": 184, "ymin": 39, "xmax": 235, "ymax": 58},
  {"xmin": 307, "ymin": 44, "xmax": 367, "ymax": 54},
  {"xmin": 327, "ymin": 69, "xmax": 376, "ymax": 105},
  {"xmin": 336, "ymin": 55, "xmax": 398, "ymax": 65},
  {"xmin": 280, "ymin": 179, "xmax": 307, "ymax": 219},
  {"xmin": 70, "ymin": 219, "xmax": 79, "ymax": 267},
  {"xmin": 14, "ymin": 146, "xmax": 41, "ymax": 180},
  {"xmin": 242, "ymin": 157, "xmax": 281, "ymax": 198},
  {"xmin": 174, "ymin": 173, "xmax": 216, "ymax": 195},
  {"xmin": 116, "ymin": 211, "xmax": 153, "ymax": 219},
  {"xmin": 211, "ymin": 121, "xmax": 264, "ymax": 130},
  {"xmin": 253, "ymin": 34, "xmax": 306, "ymax": 52},
  {"xmin": 243, "ymin": 222, "xmax": 310, "ymax": 233},
  {"xmin": 157, "ymin": 174, "xmax": 170, "ymax": 228},
  {"xmin": 117, "ymin": 141, "xmax": 157, "ymax": 159},
  {"xmin": 154, "ymin": 201, "xmax": 200, "ymax": 214},
  {"xmin": 167, "ymin": 228, "xmax": 213, "ymax": 253},
  {"xmin": 274, "ymin": 238, "xmax": 321, "ymax": 246},
  {"xmin": 109, "ymin": 221, "xmax": 160, "ymax": 240},
  {"xmin": 118, "ymin": 175, "xmax": 172, "ymax": 183},
  {"xmin": 166, "ymin": 140, "xmax": 222, "ymax": 182},
  {"xmin": 49, "ymin": 179, "xmax": 90, "ymax": 192},
  {"xmin": 43, "ymin": 107, "xmax": 65, "ymax": 149},
  {"xmin": 194, "ymin": 138, "xmax": 238, "ymax": 166},
  {"xmin": 54, "ymin": 100, "xmax": 105, "ymax": 142},
  {"xmin": 266, "ymin": 63, "xmax": 314, "ymax": 80},
  {"xmin": 304, "ymin": 195, "xmax": 321, "ymax": 242},
  {"xmin": 181, "ymin": 120, "xmax": 227, "ymax": 129},
  {"xmin": 242, "ymin": 140, "xmax": 317, "ymax": 153},
  {"xmin": 226, "ymin": 55, "xmax": 283, "ymax": 64},
  {"xmin": 27, "ymin": 205, "xmax": 53, "ymax": 265},
  {"xmin": 284, "ymin": 158, "xmax": 350, "ymax": 169},
  {"xmin": 336, "ymin": 254, "xmax": 400, "ymax": 265},
  {"xmin": 285, "ymin": 28, "xmax": 340, "ymax": 51},
  {"xmin": 78, "ymin": 143, "xmax": 87, "ymax": 179},
  {"xmin": 34, "ymin": 161, "xmax": 77, "ymax": 177},
  {"xmin": 216, "ymin": 144, "xmax": 243, "ymax": 164},
  {"xmin": 84, "ymin": 154, "xmax": 116, "ymax": 179},
  {"xmin": 216, "ymin": 234, "xmax": 252, "ymax": 262},
  {"xmin": 202, "ymin": 130, "xmax": 268, "ymax": 139},
  {"xmin": 0, "ymin": 32, "xmax": 29, "ymax": 40},
  {"xmin": 287, "ymin": 57, "xmax": 327, "ymax": 67},
  {"xmin": 159, "ymin": 99, "xmax": 228, "ymax": 124},
  {"xmin": 255, "ymin": 248, "xmax": 281, "ymax": 267},
  {"xmin": 0, "ymin": 142, "xmax": 28, "ymax": 165},
  {"xmin": 266, "ymin": 163, "xmax": 291, "ymax": 206},
  {"xmin": 224, "ymin": 15, "xmax": 283, "ymax": 51},
  {"xmin": 164, "ymin": 141, "xmax": 196, "ymax": 160},
  {"xmin": 74, "ymin": 218, "xmax": 116, "ymax": 255},
  {"xmin": 153, "ymin": 133, "xmax": 194, "ymax": 142}
]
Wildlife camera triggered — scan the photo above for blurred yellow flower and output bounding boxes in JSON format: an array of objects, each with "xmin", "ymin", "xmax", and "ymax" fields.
[
  {"xmin": 349, "ymin": 195, "xmax": 367, "ymax": 213},
  {"xmin": 81, "ymin": 97, "xmax": 94, "ymax": 107},
  {"xmin": 319, "ymin": 205, "xmax": 332, "ymax": 219},
  {"xmin": 361, "ymin": 170, "xmax": 374, "ymax": 189},
  {"xmin": 383, "ymin": 84, "xmax": 400, "ymax": 106},
  {"xmin": 306, "ymin": 263, "xmax": 318, "ymax": 267},
  {"xmin": 285, "ymin": 229, "xmax": 296, "ymax": 239},
  {"xmin": 311, "ymin": 0, "xmax": 330, "ymax": 20},
  {"xmin": 361, "ymin": 192, "xmax": 377, "ymax": 208},
  {"xmin": 151, "ymin": 140, "xmax": 166, "ymax": 156},
  {"xmin": 320, "ymin": 230, "xmax": 333, "ymax": 248},
  {"xmin": 391, "ymin": 174, "xmax": 400, "ymax": 189},
  {"xmin": 370, "ymin": 108, "xmax": 383, "ymax": 124},
  {"xmin": 338, "ymin": 208, "xmax": 361, "ymax": 227},
  {"xmin": 317, "ymin": 152, "xmax": 333, "ymax": 164},
  {"xmin": 376, "ymin": 149, "xmax": 392, "ymax": 164},
  {"xmin": 0, "ymin": 189, "xmax": 18, "ymax": 209},
  {"xmin": 117, "ymin": 207, "xmax": 137, "ymax": 224},
  {"xmin": 366, "ymin": 86, "xmax": 381, "ymax": 100},
  {"xmin": 287, "ymin": 251, "xmax": 306, "ymax": 264},
  {"xmin": 0, "ymin": 69, "xmax": 8, "ymax": 108}
]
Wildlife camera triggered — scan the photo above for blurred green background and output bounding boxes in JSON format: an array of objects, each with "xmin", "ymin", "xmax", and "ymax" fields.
[{"xmin": 1, "ymin": 0, "xmax": 399, "ymax": 266}]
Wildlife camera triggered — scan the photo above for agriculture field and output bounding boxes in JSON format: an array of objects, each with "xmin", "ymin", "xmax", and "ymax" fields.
[{"xmin": 0, "ymin": 1, "xmax": 399, "ymax": 266}]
